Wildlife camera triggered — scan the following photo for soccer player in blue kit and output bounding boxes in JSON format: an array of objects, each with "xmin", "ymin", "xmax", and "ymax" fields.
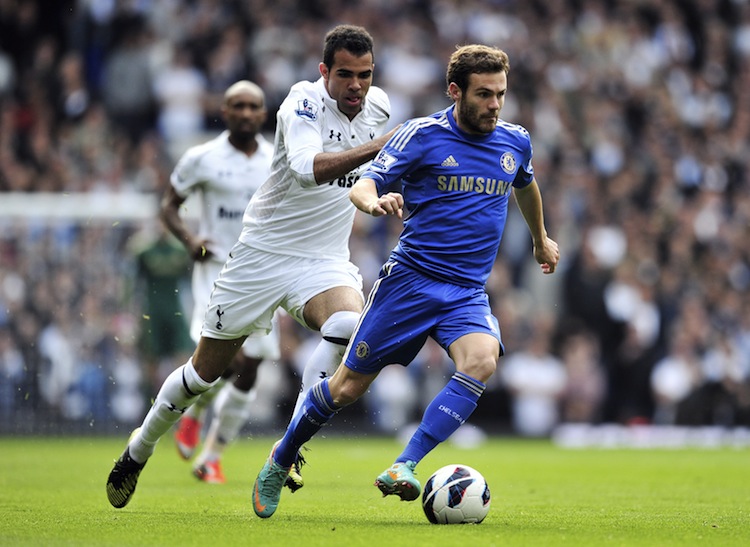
[{"xmin": 252, "ymin": 44, "xmax": 560, "ymax": 518}]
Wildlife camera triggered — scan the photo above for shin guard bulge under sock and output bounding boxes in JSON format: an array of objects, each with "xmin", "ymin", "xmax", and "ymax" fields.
[
  {"xmin": 275, "ymin": 378, "xmax": 339, "ymax": 467},
  {"xmin": 129, "ymin": 360, "xmax": 218, "ymax": 463},
  {"xmin": 396, "ymin": 372, "xmax": 485, "ymax": 465},
  {"xmin": 291, "ymin": 311, "xmax": 359, "ymax": 417}
]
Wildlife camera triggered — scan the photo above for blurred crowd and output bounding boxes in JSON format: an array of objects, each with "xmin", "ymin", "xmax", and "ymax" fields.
[{"xmin": 1, "ymin": 0, "xmax": 750, "ymax": 435}]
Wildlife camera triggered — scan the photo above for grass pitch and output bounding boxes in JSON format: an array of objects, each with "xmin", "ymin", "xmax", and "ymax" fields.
[{"xmin": 0, "ymin": 435, "xmax": 748, "ymax": 546}]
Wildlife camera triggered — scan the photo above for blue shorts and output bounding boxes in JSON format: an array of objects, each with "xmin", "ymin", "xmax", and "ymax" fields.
[{"xmin": 344, "ymin": 261, "xmax": 504, "ymax": 374}]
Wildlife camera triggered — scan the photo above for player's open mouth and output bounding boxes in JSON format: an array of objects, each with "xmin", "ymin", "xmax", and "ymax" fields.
[{"xmin": 346, "ymin": 96, "xmax": 362, "ymax": 106}]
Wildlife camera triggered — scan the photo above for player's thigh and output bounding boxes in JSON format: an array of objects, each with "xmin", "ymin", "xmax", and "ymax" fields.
[
  {"xmin": 240, "ymin": 311, "xmax": 281, "ymax": 360},
  {"xmin": 201, "ymin": 244, "xmax": 289, "ymax": 339},
  {"xmin": 190, "ymin": 260, "xmax": 223, "ymax": 344},
  {"xmin": 302, "ymin": 286, "xmax": 363, "ymax": 330},
  {"xmin": 433, "ymin": 290, "xmax": 503, "ymax": 381},
  {"xmin": 344, "ymin": 262, "xmax": 434, "ymax": 374},
  {"xmin": 285, "ymin": 258, "xmax": 364, "ymax": 330},
  {"xmin": 240, "ymin": 330, "xmax": 280, "ymax": 360}
]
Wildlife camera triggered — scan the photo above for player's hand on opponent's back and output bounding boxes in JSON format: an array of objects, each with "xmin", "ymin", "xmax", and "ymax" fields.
[{"xmin": 370, "ymin": 192, "xmax": 403, "ymax": 218}]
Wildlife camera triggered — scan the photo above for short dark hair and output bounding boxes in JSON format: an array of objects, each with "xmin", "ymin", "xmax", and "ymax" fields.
[
  {"xmin": 322, "ymin": 25, "xmax": 374, "ymax": 68},
  {"xmin": 446, "ymin": 45, "xmax": 510, "ymax": 94}
]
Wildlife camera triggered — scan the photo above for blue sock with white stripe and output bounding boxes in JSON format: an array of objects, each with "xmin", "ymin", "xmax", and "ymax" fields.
[
  {"xmin": 274, "ymin": 378, "xmax": 339, "ymax": 467},
  {"xmin": 396, "ymin": 372, "xmax": 485, "ymax": 465}
]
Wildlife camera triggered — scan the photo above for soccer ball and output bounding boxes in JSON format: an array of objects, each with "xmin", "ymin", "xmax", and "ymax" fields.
[{"xmin": 421, "ymin": 464, "xmax": 491, "ymax": 524}]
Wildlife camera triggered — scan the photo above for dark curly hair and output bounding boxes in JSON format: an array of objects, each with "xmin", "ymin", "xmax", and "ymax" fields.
[{"xmin": 322, "ymin": 25, "xmax": 375, "ymax": 68}]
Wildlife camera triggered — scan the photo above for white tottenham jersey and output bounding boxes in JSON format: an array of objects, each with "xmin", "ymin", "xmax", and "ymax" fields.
[
  {"xmin": 170, "ymin": 130, "xmax": 273, "ymax": 261},
  {"xmin": 239, "ymin": 77, "xmax": 390, "ymax": 260}
]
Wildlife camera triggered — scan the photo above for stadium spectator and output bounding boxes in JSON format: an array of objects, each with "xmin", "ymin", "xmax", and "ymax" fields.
[
  {"xmin": 56, "ymin": 52, "xmax": 90, "ymax": 122},
  {"xmin": 502, "ymin": 316, "xmax": 568, "ymax": 437},
  {"xmin": 677, "ymin": 329, "xmax": 750, "ymax": 426},
  {"xmin": 152, "ymin": 46, "xmax": 207, "ymax": 150},
  {"xmin": 0, "ymin": 325, "xmax": 25, "ymax": 417},
  {"xmin": 202, "ymin": 22, "xmax": 254, "ymax": 127},
  {"xmin": 129, "ymin": 223, "xmax": 194, "ymax": 396},
  {"xmin": 100, "ymin": 13, "xmax": 156, "ymax": 145},
  {"xmin": 650, "ymin": 327, "xmax": 703, "ymax": 425},
  {"xmin": 558, "ymin": 328, "xmax": 607, "ymax": 425}
]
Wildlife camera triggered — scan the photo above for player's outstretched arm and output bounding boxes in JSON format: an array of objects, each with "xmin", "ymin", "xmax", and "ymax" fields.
[
  {"xmin": 314, "ymin": 126, "xmax": 399, "ymax": 185},
  {"xmin": 350, "ymin": 177, "xmax": 403, "ymax": 218}
]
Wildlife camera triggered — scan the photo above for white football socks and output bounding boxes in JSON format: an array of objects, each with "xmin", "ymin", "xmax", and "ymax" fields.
[
  {"xmin": 291, "ymin": 339, "xmax": 341, "ymax": 416},
  {"xmin": 183, "ymin": 378, "xmax": 226, "ymax": 421},
  {"xmin": 196, "ymin": 383, "xmax": 255, "ymax": 464},
  {"xmin": 291, "ymin": 311, "xmax": 359, "ymax": 416},
  {"xmin": 129, "ymin": 360, "xmax": 217, "ymax": 463}
]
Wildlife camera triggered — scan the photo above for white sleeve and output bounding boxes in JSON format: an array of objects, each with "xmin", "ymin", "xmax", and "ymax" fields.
[
  {"xmin": 170, "ymin": 147, "xmax": 203, "ymax": 198},
  {"xmin": 278, "ymin": 88, "xmax": 325, "ymax": 188}
]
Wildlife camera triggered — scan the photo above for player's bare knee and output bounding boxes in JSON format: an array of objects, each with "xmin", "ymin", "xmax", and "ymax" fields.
[{"xmin": 459, "ymin": 357, "xmax": 497, "ymax": 383}]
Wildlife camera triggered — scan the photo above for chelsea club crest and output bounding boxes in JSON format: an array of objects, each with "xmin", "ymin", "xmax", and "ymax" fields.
[
  {"xmin": 500, "ymin": 152, "xmax": 516, "ymax": 174},
  {"xmin": 355, "ymin": 341, "xmax": 370, "ymax": 359}
]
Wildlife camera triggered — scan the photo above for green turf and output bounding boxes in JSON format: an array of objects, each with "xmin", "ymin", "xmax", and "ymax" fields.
[{"xmin": 0, "ymin": 435, "xmax": 747, "ymax": 546}]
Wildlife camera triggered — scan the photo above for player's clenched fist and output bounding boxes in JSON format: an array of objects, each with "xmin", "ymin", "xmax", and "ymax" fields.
[
  {"xmin": 370, "ymin": 192, "xmax": 403, "ymax": 218},
  {"xmin": 350, "ymin": 177, "xmax": 404, "ymax": 218}
]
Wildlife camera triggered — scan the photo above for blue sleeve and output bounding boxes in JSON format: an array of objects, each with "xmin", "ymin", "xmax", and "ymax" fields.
[
  {"xmin": 513, "ymin": 128, "xmax": 534, "ymax": 188},
  {"xmin": 362, "ymin": 119, "xmax": 426, "ymax": 195}
]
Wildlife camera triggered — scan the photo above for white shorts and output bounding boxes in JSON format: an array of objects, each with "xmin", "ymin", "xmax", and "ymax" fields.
[
  {"xmin": 200, "ymin": 241, "xmax": 363, "ymax": 341},
  {"xmin": 192, "ymin": 259, "xmax": 281, "ymax": 360}
]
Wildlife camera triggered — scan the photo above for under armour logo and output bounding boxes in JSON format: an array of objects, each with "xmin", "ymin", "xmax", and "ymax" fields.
[
  {"xmin": 168, "ymin": 403, "xmax": 187, "ymax": 414},
  {"xmin": 216, "ymin": 306, "xmax": 224, "ymax": 330},
  {"xmin": 329, "ymin": 130, "xmax": 342, "ymax": 141}
]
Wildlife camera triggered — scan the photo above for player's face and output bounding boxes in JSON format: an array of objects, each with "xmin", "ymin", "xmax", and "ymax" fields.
[
  {"xmin": 452, "ymin": 72, "xmax": 507, "ymax": 135},
  {"xmin": 320, "ymin": 49, "xmax": 374, "ymax": 120},
  {"xmin": 222, "ymin": 91, "xmax": 267, "ymax": 139}
]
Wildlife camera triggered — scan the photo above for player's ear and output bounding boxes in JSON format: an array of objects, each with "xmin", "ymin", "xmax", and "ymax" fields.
[
  {"xmin": 448, "ymin": 82, "xmax": 461, "ymax": 102},
  {"xmin": 319, "ymin": 62, "xmax": 329, "ymax": 80}
]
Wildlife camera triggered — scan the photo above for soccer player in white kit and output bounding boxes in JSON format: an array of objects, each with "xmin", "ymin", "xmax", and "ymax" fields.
[
  {"xmin": 159, "ymin": 80, "xmax": 279, "ymax": 484},
  {"xmin": 107, "ymin": 24, "xmax": 397, "ymax": 509}
]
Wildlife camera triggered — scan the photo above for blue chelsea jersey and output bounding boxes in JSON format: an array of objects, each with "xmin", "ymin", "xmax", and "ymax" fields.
[{"xmin": 363, "ymin": 105, "xmax": 534, "ymax": 288}]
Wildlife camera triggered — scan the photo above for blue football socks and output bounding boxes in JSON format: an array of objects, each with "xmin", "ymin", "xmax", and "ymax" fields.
[
  {"xmin": 274, "ymin": 378, "xmax": 339, "ymax": 467},
  {"xmin": 396, "ymin": 372, "xmax": 485, "ymax": 465}
]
